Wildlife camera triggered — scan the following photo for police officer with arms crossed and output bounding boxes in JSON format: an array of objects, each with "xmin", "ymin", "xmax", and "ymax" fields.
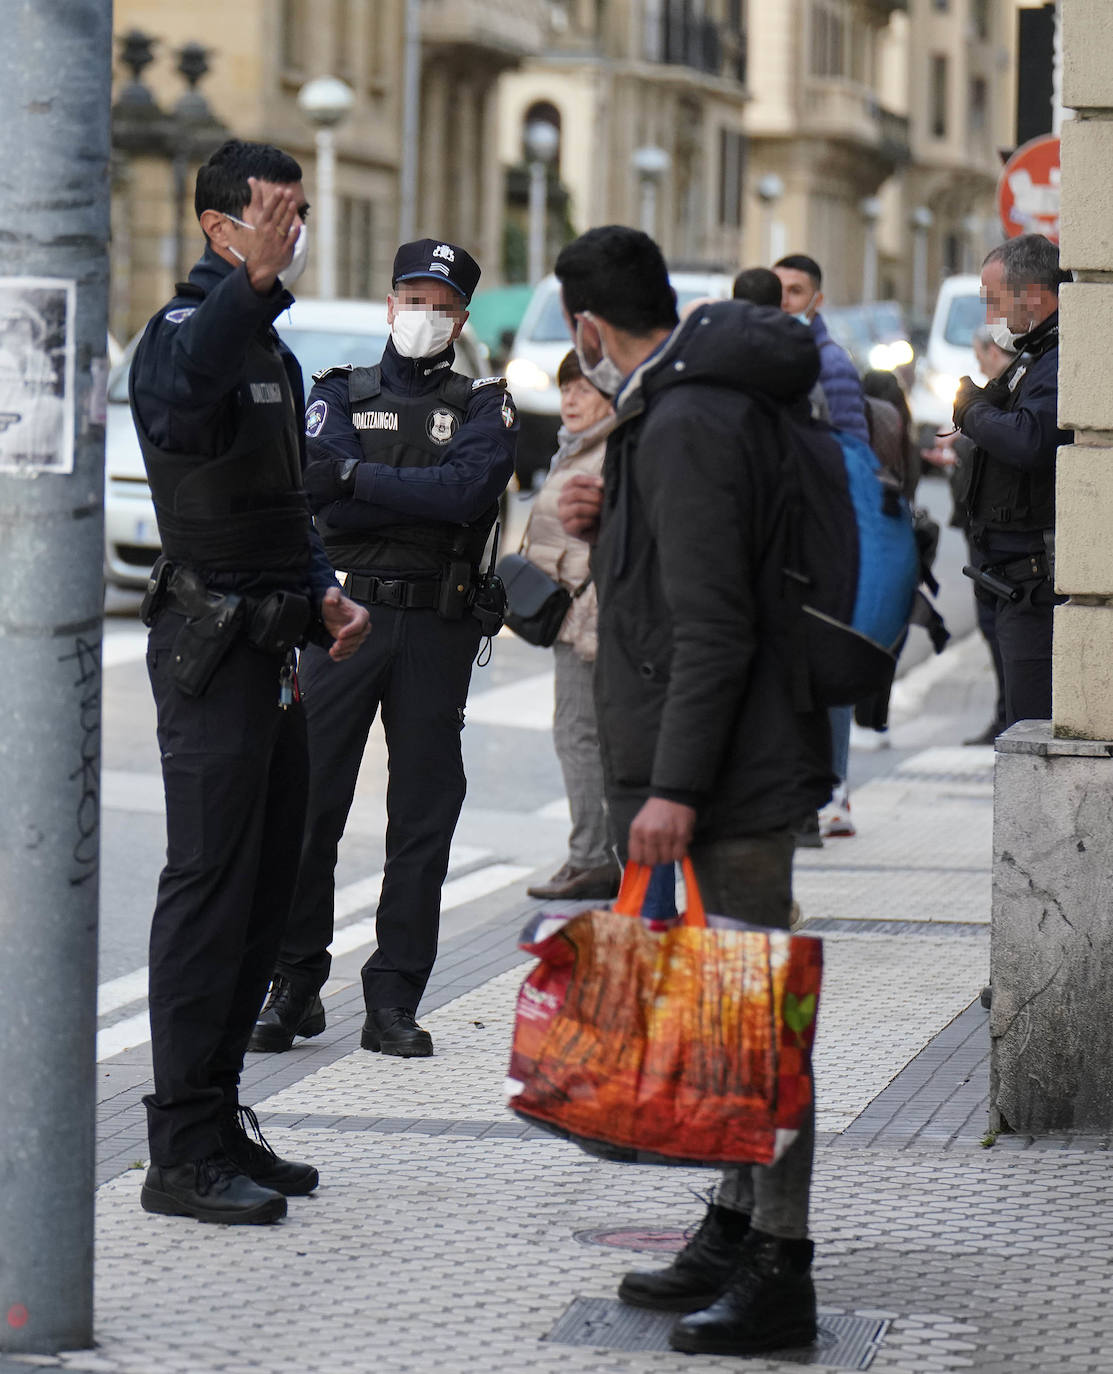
[
  {"xmin": 249, "ymin": 239, "xmax": 517, "ymax": 1059},
  {"xmin": 953, "ymin": 233, "xmax": 1071, "ymax": 728},
  {"xmin": 128, "ymin": 139, "xmax": 369, "ymax": 1225}
]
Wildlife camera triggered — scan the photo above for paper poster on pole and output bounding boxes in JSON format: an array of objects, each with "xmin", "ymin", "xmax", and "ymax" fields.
[{"xmin": 0, "ymin": 276, "xmax": 76, "ymax": 475}]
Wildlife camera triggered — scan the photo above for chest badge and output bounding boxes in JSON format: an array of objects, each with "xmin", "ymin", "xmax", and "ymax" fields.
[{"xmin": 427, "ymin": 408, "xmax": 459, "ymax": 445}]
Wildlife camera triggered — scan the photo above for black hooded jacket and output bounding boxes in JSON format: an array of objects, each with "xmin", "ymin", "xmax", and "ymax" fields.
[{"xmin": 592, "ymin": 299, "xmax": 835, "ymax": 843}]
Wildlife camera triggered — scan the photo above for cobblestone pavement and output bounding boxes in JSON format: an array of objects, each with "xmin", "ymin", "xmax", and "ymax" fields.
[{"xmin": 6, "ymin": 633, "xmax": 1113, "ymax": 1374}]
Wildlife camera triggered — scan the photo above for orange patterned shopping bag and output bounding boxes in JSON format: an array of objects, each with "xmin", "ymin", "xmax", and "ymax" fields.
[{"xmin": 507, "ymin": 860, "xmax": 822, "ymax": 1167}]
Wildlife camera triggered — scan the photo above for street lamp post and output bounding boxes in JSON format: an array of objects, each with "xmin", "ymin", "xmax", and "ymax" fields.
[
  {"xmin": 911, "ymin": 205, "xmax": 934, "ymax": 320},
  {"xmin": 632, "ymin": 144, "xmax": 670, "ymax": 239},
  {"xmin": 524, "ymin": 119, "xmax": 559, "ymax": 285},
  {"xmin": 860, "ymin": 195, "xmax": 882, "ymax": 305},
  {"xmin": 297, "ymin": 76, "xmax": 355, "ymax": 300}
]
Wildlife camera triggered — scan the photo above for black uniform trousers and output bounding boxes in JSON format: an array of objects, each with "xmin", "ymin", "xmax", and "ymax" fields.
[
  {"xmin": 145, "ymin": 612, "xmax": 308, "ymax": 1165},
  {"xmin": 974, "ymin": 540, "xmax": 1065, "ymax": 728},
  {"xmin": 274, "ymin": 600, "xmax": 481, "ymax": 1011}
]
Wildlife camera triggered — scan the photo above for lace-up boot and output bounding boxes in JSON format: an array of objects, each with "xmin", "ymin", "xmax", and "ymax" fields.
[
  {"xmin": 668, "ymin": 1229, "xmax": 817, "ymax": 1354},
  {"xmin": 140, "ymin": 1153, "xmax": 286, "ymax": 1224},
  {"xmin": 220, "ymin": 1104, "xmax": 319, "ymax": 1196},
  {"xmin": 618, "ymin": 1200, "xmax": 750, "ymax": 1312},
  {"xmin": 248, "ymin": 975, "xmax": 326, "ymax": 1053}
]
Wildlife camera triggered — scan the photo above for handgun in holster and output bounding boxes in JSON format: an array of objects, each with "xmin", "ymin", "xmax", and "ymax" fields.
[
  {"xmin": 166, "ymin": 566, "xmax": 247, "ymax": 698},
  {"xmin": 962, "ymin": 564, "xmax": 1023, "ymax": 604}
]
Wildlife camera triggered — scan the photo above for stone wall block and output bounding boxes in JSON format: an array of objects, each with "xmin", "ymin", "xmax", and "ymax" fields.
[
  {"xmin": 1063, "ymin": 0, "xmax": 1113, "ymax": 111},
  {"xmin": 1059, "ymin": 120, "xmax": 1113, "ymax": 272},
  {"xmin": 1058, "ymin": 284, "xmax": 1113, "ymax": 432},
  {"xmin": 990, "ymin": 728, "xmax": 1113, "ymax": 1134},
  {"xmin": 1055, "ymin": 445, "xmax": 1113, "ymax": 595},
  {"xmin": 1053, "ymin": 601, "xmax": 1113, "ymax": 740}
]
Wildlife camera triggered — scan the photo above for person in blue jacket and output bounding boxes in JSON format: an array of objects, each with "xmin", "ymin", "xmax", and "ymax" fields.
[
  {"xmin": 129, "ymin": 139, "xmax": 369, "ymax": 1224},
  {"xmin": 774, "ymin": 254, "xmax": 868, "ymax": 839},
  {"xmin": 249, "ymin": 239, "xmax": 518, "ymax": 1060}
]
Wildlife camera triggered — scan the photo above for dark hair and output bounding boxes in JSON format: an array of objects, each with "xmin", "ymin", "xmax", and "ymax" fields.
[
  {"xmin": 554, "ymin": 226, "xmax": 679, "ymax": 334},
  {"xmin": 194, "ymin": 139, "xmax": 303, "ymax": 222},
  {"xmin": 774, "ymin": 253, "xmax": 823, "ymax": 289},
  {"xmin": 732, "ymin": 266, "xmax": 783, "ymax": 307},
  {"xmin": 982, "ymin": 234, "xmax": 1068, "ymax": 292},
  {"xmin": 556, "ymin": 349, "xmax": 584, "ymax": 388},
  {"xmin": 862, "ymin": 368, "xmax": 911, "ymax": 443}
]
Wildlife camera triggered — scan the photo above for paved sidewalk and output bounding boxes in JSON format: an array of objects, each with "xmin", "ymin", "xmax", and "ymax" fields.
[{"xmin": 7, "ymin": 634, "xmax": 1113, "ymax": 1374}]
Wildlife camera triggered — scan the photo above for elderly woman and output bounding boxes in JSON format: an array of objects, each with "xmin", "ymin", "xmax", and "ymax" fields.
[{"xmin": 524, "ymin": 351, "xmax": 621, "ymax": 901}]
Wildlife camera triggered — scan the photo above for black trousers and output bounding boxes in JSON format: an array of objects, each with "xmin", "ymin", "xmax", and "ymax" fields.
[
  {"xmin": 973, "ymin": 550, "xmax": 1064, "ymax": 728},
  {"xmin": 275, "ymin": 603, "xmax": 481, "ymax": 1010},
  {"xmin": 145, "ymin": 613, "xmax": 307, "ymax": 1165}
]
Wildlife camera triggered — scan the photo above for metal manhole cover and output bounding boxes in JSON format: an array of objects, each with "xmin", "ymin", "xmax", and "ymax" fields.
[
  {"xmin": 573, "ymin": 1226, "xmax": 686, "ymax": 1254},
  {"xmin": 543, "ymin": 1298, "xmax": 888, "ymax": 1369}
]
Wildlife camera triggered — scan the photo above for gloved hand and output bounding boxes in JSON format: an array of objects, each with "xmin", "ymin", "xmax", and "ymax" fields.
[
  {"xmin": 303, "ymin": 457, "xmax": 359, "ymax": 509},
  {"xmin": 952, "ymin": 376, "xmax": 986, "ymax": 431}
]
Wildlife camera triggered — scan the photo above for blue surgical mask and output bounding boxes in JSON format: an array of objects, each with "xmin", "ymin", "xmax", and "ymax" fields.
[{"xmin": 793, "ymin": 292, "xmax": 819, "ymax": 326}]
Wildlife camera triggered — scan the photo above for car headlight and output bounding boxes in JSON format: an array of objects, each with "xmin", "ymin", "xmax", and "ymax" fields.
[
  {"xmin": 887, "ymin": 339, "xmax": 914, "ymax": 368},
  {"xmin": 868, "ymin": 342, "xmax": 894, "ymax": 371},
  {"xmin": 506, "ymin": 357, "xmax": 552, "ymax": 392},
  {"xmin": 927, "ymin": 370, "xmax": 961, "ymax": 405}
]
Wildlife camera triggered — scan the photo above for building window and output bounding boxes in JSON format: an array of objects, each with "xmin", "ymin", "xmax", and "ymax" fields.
[
  {"xmin": 930, "ymin": 54, "xmax": 948, "ymax": 138},
  {"xmin": 931, "ymin": 0, "xmax": 949, "ymax": 10},
  {"xmin": 718, "ymin": 128, "xmax": 745, "ymax": 228},
  {"xmin": 969, "ymin": 76, "xmax": 987, "ymax": 132},
  {"xmin": 971, "ymin": 0, "xmax": 991, "ymax": 40},
  {"xmin": 338, "ymin": 197, "xmax": 374, "ymax": 299},
  {"xmin": 810, "ymin": 0, "xmax": 847, "ymax": 79},
  {"xmin": 280, "ymin": 0, "xmax": 307, "ymax": 74}
]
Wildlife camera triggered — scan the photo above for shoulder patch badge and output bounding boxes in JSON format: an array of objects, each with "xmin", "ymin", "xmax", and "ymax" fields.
[
  {"xmin": 471, "ymin": 375, "xmax": 508, "ymax": 391},
  {"xmin": 500, "ymin": 397, "xmax": 517, "ymax": 429},
  {"xmin": 305, "ymin": 399, "xmax": 329, "ymax": 438},
  {"xmin": 311, "ymin": 363, "xmax": 354, "ymax": 383},
  {"xmin": 165, "ymin": 307, "xmax": 196, "ymax": 325}
]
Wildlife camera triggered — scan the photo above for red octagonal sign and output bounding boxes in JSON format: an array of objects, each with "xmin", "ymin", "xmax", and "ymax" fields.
[{"xmin": 998, "ymin": 134, "xmax": 1060, "ymax": 243}]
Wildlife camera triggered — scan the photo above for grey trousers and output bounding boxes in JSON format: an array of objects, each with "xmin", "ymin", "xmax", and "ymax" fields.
[
  {"xmin": 552, "ymin": 642, "xmax": 611, "ymax": 869},
  {"xmin": 687, "ymin": 830, "xmax": 814, "ymax": 1240}
]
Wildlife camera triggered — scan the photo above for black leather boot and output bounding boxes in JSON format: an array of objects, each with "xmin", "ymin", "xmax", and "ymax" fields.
[
  {"xmin": 247, "ymin": 975, "xmax": 326, "ymax": 1053},
  {"xmin": 669, "ymin": 1229, "xmax": 817, "ymax": 1355},
  {"xmin": 140, "ymin": 1154, "xmax": 286, "ymax": 1225},
  {"xmin": 618, "ymin": 1202, "xmax": 750, "ymax": 1312},
  {"xmin": 219, "ymin": 1103, "xmax": 319, "ymax": 1196},
  {"xmin": 361, "ymin": 1007, "xmax": 434, "ymax": 1057}
]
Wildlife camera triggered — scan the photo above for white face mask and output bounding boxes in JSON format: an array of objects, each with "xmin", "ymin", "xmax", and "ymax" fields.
[
  {"xmin": 574, "ymin": 314, "xmax": 625, "ymax": 397},
  {"xmin": 988, "ymin": 318, "xmax": 1019, "ymax": 352},
  {"xmin": 219, "ymin": 213, "xmax": 309, "ymax": 289},
  {"xmin": 390, "ymin": 305, "xmax": 457, "ymax": 359}
]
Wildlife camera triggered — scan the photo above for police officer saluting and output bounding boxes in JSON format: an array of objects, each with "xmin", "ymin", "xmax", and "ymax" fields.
[
  {"xmin": 249, "ymin": 239, "xmax": 517, "ymax": 1058},
  {"xmin": 129, "ymin": 140, "xmax": 369, "ymax": 1224},
  {"xmin": 953, "ymin": 234, "xmax": 1071, "ymax": 728}
]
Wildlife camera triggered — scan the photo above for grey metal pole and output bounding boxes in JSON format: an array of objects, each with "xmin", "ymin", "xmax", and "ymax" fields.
[
  {"xmin": 399, "ymin": 0, "xmax": 422, "ymax": 242},
  {"xmin": 0, "ymin": 0, "xmax": 110, "ymax": 1355},
  {"xmin": 316, "ymin": 126, "xmax": 337, "ymax": 299},
  {"xmin": 527, "ymin": 159, "xmax": 546, "ymax": 285}
]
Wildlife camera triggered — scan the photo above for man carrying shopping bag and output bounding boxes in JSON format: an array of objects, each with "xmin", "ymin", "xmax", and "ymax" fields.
[{"xmin": 555, "ymin": 226, "xmax": 834, "ymax": 1356}]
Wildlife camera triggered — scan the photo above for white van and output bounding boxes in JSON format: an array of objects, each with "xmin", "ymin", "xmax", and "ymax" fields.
[{"xmin": 909, "ymin": 274, "xmax": 987, "ymax": 450}]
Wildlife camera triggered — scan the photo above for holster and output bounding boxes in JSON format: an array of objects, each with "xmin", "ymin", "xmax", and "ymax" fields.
[
  {"xmin": 470, "ymin": 572, "xmax": 507, "ymax": 636},
  {"xmin": 164, "ymin": 566, "xmax": 248, "ymax": 698},
  {"xmin": 140, "ymin": 556, "xmax": 174, "ymax": 627},
  {"xmin": 247, "ymin": 589, "xmax": 311, "ymax": 654},
  {"xmin": 437, "ymin": 561, "xmax": 473, "ymax": 621}
]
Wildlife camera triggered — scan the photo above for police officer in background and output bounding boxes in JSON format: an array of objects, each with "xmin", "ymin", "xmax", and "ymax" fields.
[
  {"xmin": 249, "ymin": 238, "xmax": 517, "ymax": 1059},
  {"xmin": 128, "ymin": 140, "xmax": 369, "ymax": 1224},
  {"xmin": 953, "ymin": 233, "xmax": 1071, "ymax": 728}
]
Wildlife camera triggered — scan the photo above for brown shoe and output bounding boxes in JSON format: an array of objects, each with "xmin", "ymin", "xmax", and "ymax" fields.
[{"xmin": 527, "ymin": 861, "xmax": 621, "ymax": 901}]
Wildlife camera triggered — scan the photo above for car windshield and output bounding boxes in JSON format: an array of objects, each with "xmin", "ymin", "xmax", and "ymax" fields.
[
  {"xmin": 524, "ymin": 281, "xmax": 724, "ymax": 345},
  {"xmin": 277, "ymin": 328, "xmax": 389, "ymax": 392},
  {"xmin": 943, "ymin": 294, "xmax": 984, "ymax": 347}
]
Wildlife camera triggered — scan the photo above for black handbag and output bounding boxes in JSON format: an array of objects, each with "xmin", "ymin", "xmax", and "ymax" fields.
[{"xmin": 496, "ymin": 552, "xmax": 590, "ymax": 648}]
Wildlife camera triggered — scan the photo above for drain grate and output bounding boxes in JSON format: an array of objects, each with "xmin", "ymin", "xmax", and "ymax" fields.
[
  {"xmin": 800, "ymin": 917, "xmax": 987, "ymax": 938},
  {"xmin": 543, "ymin": 1298, "xmax": 888, "ymax": 1369}
]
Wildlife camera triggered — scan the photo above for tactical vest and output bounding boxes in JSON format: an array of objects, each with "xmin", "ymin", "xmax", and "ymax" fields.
[
  {"xmin": 965, "ymin": 330, "xmax": 1058, "ymax": 540},
  {"xmin": 317, "ymin": 363, "xmax": 498, "ymax": 573},
  {"xmin": 133, "ymin": 284, "xmax": 310, "ymax": 574}
]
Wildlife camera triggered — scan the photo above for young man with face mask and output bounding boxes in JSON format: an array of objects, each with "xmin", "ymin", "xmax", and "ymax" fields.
[
  {"xmin": 951, "ymin": 233, "xmax": 1071, "ymax": 727},
  {"xmin": 128, "ymin": 138, "xmax": 370, "ymax": 1224},
  {"xmin": 249, "ymin": 239, "xmax": 518, "ymax": 1059}
]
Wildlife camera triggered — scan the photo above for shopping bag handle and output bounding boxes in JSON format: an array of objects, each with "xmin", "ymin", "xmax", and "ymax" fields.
[{"xmin": 613, "ymin": 859, "xmax": 706, "ymax": 929}]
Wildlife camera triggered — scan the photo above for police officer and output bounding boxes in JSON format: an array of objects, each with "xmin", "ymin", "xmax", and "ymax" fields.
[
  {"xmin": 249, "ymin": 239, "xmax": 517, "ymax": 1059},
  {"xmin": 953, "ymin": 234, "xmax": 1071, "ymax": 728},
  {"xmin": 128, "ymin": 140, "xmax": 369, "ymax": 1224}
]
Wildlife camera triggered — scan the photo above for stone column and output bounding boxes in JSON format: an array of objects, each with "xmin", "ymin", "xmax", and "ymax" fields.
[
  {"xmin": 419, "ymin": 66, "xmax": 448, "ymax": 239},
  {"xmin": 988, "ymin": 0, "xmax": 1113, "ymax": 1136},
  {"xmin": 479, "ymin": 79, "xmax": 503, "ymax": 283}
]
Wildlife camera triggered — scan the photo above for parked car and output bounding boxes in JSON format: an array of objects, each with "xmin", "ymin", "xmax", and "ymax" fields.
[
  {"xmin": 909, "ymin": 274, "xmax": 986, "ymax": 452},
  {"xmin": 504, "ymin": 270, "xmax": 733, "ymax": 489},
  {"xmin": 102, "ymin": 298, "xmax": 488, "ymax": 589},
  {"xmin": 824, "ymin": 301, "xmax": 916, "ymax": 387}
]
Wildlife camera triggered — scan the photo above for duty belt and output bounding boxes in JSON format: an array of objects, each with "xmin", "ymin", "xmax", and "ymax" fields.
[
  {"xmin": 990, "ymin": 552, "xmax": 1049, "ymax": 582},
  {"xmin": 344, "ymin": 572, "xmax": 440, "ymax": 609}
]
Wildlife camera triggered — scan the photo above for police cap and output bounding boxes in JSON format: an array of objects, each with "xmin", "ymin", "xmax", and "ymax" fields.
[{"xmin": 392, "ymin": 239, "xmax": 481, "ymax": 303}]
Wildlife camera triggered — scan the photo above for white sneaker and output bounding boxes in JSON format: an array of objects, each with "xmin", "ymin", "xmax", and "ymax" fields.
[{"xmin": 818, "ymin": 787, "xmax": 856, "ymax": 838}]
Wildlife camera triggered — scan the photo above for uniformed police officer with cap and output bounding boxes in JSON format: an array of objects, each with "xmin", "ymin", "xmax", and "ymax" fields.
[
  {"xmin": 249, "ymin": 237, "xmax": 517, "ymax": 1058},
  {"xmin": 128, "ymin": 139, "xmax": 369, "ymax": 1225}
]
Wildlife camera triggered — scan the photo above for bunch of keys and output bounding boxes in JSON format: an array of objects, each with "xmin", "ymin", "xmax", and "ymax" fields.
[{"xmin": 278, "ymin": 652, "xmax": 299, "ymax": 710}]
